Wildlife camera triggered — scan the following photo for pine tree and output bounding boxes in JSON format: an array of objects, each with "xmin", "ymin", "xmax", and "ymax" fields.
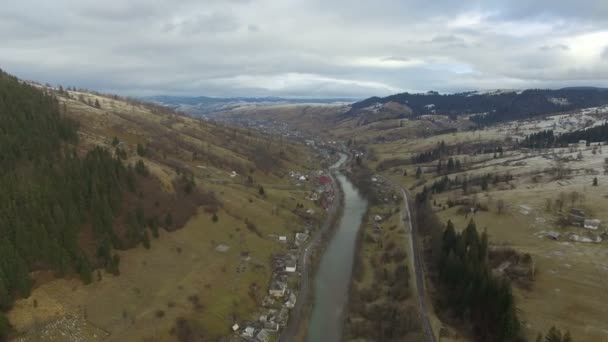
[
  {"xmin": 545, "ymin": 326, "xmax": 562, "ymax": 342},
  {"xmin": 0, "ymin": 313, "xmax": 9, "ymax": 340},
  {"xmin": 165, "ymin": 212, "xmax": 173, "ymax": 228},
  {"xmin": 258, "ymin": 186, "xmax": 265, "ymax": 196},
  {"xmin": 142, "ymin": 230, "xmax": 151, "ymax": 249}
]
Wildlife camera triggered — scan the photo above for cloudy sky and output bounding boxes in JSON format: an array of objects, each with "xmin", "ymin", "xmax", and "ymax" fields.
[{"xmin": 2, "ymin": 0, "xmax": 608, "ymax": 98}]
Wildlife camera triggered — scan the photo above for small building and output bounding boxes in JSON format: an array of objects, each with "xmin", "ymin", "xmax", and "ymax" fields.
[
  {"xmin": 569, "ymin": 208, "xmax": 586, "ymax": 226},
  {"xmin": 546, "ymin": 231, "xmax": 560, "ymax": 240},
  {"xmin": 242, "ymin": 326, "xmax": 255, "ymax": 338},
  {"xmin": 374, "ymin": 215, "xmax": 383, "ymax": 222},
  {"xmin": 318, "ymin": 176, "xmax": 331, "ymax": 184},
  {"xmin": 285, "ymin": 292, "xmax": 297, "ymax": 308},
  {"xmin": 256, "ymin": 329, "xmax": 271, "ymax": 342},
  {"xmin": 269, "ymin": 281, "xmax": 286, "ymax": 297},
  {"xmin": 285, "ymin": 260, "xmax": 297, "ymax": 273},
  {"xmin": 584, "ymin": 219, "xmax": 601, "ymax": 230},
  {"xmin": 278, "ymin": 236, "xmax": 287, "ymax": 243},
  {"xmin": 232, "ymin": 323, "xmax": 240, "ymax": 332},
  {"xmin": 295, "ymin": 233, "xmax": 309, "ymax": 247},
  {"xmin": 571, "ymin": 208, "xmax": 585, "ymax": 216}
]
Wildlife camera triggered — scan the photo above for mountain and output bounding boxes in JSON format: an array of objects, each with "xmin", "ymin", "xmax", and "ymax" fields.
[
  {"xmin": 146, "ymin": 95, "xmax": 356, "ymax": 117},
  {"xmin": 345, "ymin": 88, "xmax": 608, "ymax": 125}
]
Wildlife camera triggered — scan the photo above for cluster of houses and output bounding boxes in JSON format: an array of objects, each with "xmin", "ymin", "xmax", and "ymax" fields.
[
  {"xmin": 232, "ymin": 229, "xmax": 310, "ymax": 341},
  {"xmin": 547, "ymin": 208, "xmax": 604, "ymax": 243}
]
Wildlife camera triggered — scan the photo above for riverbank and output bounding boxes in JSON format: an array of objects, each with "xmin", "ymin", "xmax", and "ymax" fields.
[
  {"xmin": 279, "ymin": 153, "xmax": 347, "ymax": 342},
  {"xmin": 341, "ymin": 163, "xmax": 427, "ymax": 341}
]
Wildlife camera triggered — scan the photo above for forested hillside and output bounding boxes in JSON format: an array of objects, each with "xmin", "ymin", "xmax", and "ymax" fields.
[
  {"xmin": 345, "ymin": 88, "xmax": 608, "ymax": 125},
  {"xmin": 520, "ymin": 122, "xmax": 608, "ymax": 148},
  {"xmin": 0, "ymin": 71, "xmax": 173, "ymax": 339}
]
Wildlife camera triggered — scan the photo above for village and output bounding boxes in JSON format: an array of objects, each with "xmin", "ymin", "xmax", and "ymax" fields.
[{"xmin": 226, "ymin": 161, "xmax": 337, "ymax": 342}]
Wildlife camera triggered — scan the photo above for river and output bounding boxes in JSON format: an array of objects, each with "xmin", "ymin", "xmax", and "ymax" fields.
[{"xmin": 307, "ymin": 153, "xmax": 368, "ymax": 342}]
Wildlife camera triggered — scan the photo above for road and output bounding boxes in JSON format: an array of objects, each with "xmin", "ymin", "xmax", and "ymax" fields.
[
  {"xmin": 279, "ymin": 155, "xmax": 345, "ymax": 342},
  {"xmin": 391, "ymin": 179, "xmax": 437, "ymax": 342}
]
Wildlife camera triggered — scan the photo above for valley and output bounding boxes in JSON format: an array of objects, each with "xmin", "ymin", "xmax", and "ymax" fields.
[{"xmin": 165, "ymin": 89, "xmax": 608, "ymax": 341}]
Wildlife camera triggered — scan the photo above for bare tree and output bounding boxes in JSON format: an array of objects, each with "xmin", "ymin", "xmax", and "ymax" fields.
[
  {"xmin": 569, "ymin": 191, "xmax": 579, "ymax": 206},
  {"xmin": 554, "ymin": 157, "xmax": 567, "ymax": 179},
  {"xmin": 496, "ymin": 199, "xmax": 505, "ymax": 214},
  {"xmin": 545, "ymin": 198, "xmax": 552, "ymax": 212}
]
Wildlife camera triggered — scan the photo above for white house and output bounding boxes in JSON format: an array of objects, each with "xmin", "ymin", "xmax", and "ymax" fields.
[
  {"xmin": 584, "ymin": 219, "xmax": 600, "ymax": 230},
  {"xmin": 285, "ymin": 261, "xmax": 297, "ymax": 273}
]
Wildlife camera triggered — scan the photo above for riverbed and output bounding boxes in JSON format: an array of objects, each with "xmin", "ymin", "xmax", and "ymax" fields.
[{"xmin": 307, "ymin": 155, "xmax": 368, "ymax": 342}]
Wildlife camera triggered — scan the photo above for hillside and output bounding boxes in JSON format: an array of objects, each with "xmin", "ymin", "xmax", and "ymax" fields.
[
  {"xmin": 2, "ymin": 72, "xmax": 329, "ymax": 341},
  {"xmin": 345, "ymin": 88, "xmax": 608, "ymax": 125}
]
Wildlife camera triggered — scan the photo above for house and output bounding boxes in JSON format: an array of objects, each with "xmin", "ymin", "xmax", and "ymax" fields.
[
  {"xmin": 232, "ymin": 323, "xmax": 240, "ymax": 332},
  {"xmin": 295, "ymin": 233, "xmax": 309, "ymax": 247},
  {"xmin": 374, "ymin": 215, "xmax": 383, "ymax": 222},
  {"xmin": 269, "ymin": 281, "xmax": 286, "ymax": 297},
  {"xmin": 242, "ymin": 326, "xmax": 255, "ymax": 338},
  {"xmin": 285, "ymin": 260, "xmax": 297, "ymax": 273},
  {"xmin": 568, "ymin": 208, "xmax": 586, "ymax": 226},
  {"xmin": 547, "ymin": 231, "xmax": 560, "ymax": 240},
  {"xmin": 285, "ymin": 292, "xmax": 297, "ymax": 308},
  {"xmin": 256, "ymin": 329, "xmax": 271, "ymax": 342},
  {"xmin": 584, "ymin": 219, "xmax": 601, "ymax": 230},
  {"xmin": 318, "ymin": 176, "xmax": 331, "ymax": 184},
  {"xmin": 278, "ymin": 236, "xmax": 287, "ymax": 243}
]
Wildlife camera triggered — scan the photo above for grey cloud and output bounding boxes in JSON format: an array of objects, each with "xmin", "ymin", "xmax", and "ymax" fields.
[
  {"xmin": 540, "ymin": 44, "xmax": 570, "ymax": 51},
  {"xmin": 163, "ymin": 12, "xmax": 240, "ymax": 35},
  {"xmin": 1, "ymin": 0, "xmax": 607, "ymax": 98}
]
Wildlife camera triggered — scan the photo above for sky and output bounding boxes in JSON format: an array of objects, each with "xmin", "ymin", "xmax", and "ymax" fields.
[{"xmin": 1, "ymin": 0, "xmax": 608, "ymax": 98}]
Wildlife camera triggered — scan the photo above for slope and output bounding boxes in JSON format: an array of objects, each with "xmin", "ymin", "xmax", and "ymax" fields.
[{"xmin": 3, "ymin": 75, "xmax": 327, "ymax": 341}]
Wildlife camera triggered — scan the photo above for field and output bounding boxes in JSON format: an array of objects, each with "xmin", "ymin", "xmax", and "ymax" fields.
[
  {"xmin": 7, "ymin": 88, "xmax": 327, "ymax": 341},
  {"xmin": 364, "ymin": 110, "xmax": 608, "ymax": 341}
]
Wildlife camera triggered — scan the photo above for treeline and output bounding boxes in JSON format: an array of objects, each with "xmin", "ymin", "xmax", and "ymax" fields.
[
  {"xmin": 413, "ymin": 191, "xmax": 520, "ymax": 341},
  {"xmin": 0, "ymin": 70, "xmax": 144, "ymax": 339},
  {"xmin": 425, "ymin": 172, "xmax": 513, "ymax": 195},
  {"xmin": 521, "ymin": 123, "xmax": 608, "ymax": 149},
  {"xmin": 412, "ymin": 140, "xmax": 503, "ymax": 164},
  {"xmin": 439, "ymin": 220, "xmax": 519, "ymax": 341}
]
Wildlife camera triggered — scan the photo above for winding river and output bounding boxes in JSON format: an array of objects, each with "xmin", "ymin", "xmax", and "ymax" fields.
[{"xmin": 307, "ymin": 153, "xmax": 368, "ymax": 342}]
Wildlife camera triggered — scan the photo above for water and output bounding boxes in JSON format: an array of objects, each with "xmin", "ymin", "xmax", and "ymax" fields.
[{"xmin": 307, "ymin": 154, "xmax": 368, "ymax": 342}]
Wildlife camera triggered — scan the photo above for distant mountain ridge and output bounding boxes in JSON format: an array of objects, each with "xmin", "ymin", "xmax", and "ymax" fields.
[
  {"xmin": 345, "ymin": 88, "xmax": 608, "ymax": 125},
  {"xmin": 145, "ymin": 95, "xmax": 356, "ymax": 116}
]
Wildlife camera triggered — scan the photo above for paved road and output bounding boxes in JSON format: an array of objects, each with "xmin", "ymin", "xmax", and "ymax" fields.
[
  {"xmin": 280, "ymin": 158, "xmax": 344, "ymax": 342},
  {"xmin": 390, "ymin": 179, "xmax": 437, "ymax": 342}
]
